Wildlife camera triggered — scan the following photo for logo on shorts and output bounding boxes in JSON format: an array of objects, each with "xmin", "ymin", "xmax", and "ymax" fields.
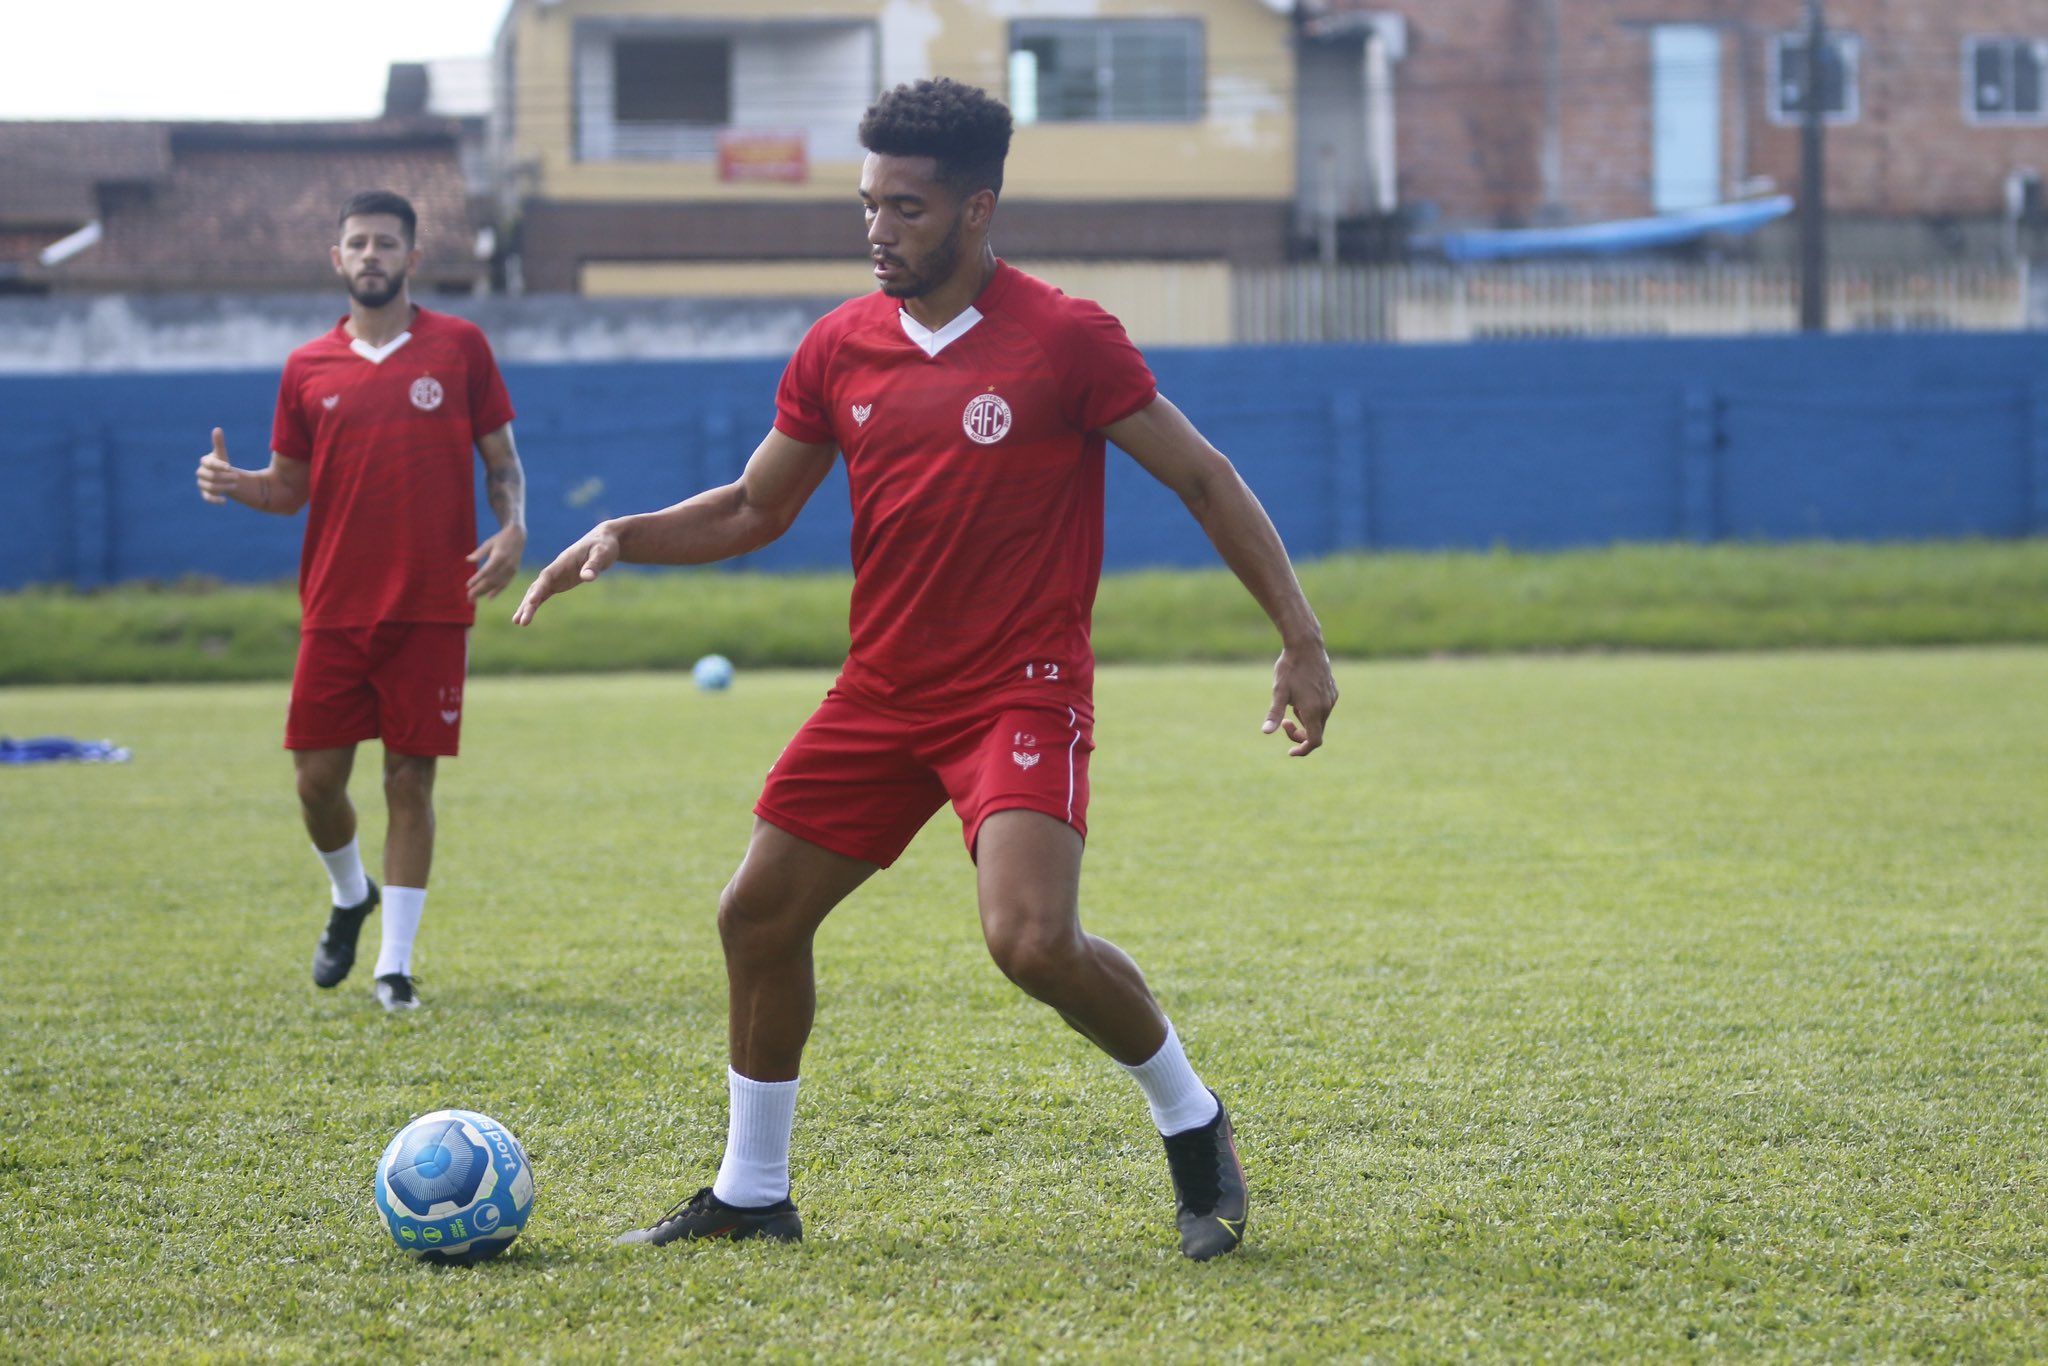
[
  {"xmin": 963, "ymin": 391, "xmax": 1012, "ymax": 445},
  {"xmin": 410, "ymin": 376, "xmax": 444, "ymax": 411},
  {"xmin": 852, "ymin": 403, "xmax": 872, "ymax": 426},
  {"xmin": 440, "ymin": 709, "xmax": 460, "ymax": 725},
  {"xmin": 1012, "ymin": 751, "xmax": 1040, "ymax": 770},
  {"xmin": 321, "ymin": 394, "xmax": 340, "ymax": 411}
]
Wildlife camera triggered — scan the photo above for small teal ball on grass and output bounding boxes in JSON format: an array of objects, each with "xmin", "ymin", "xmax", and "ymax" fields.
[
  {"xmin": 693, "ymin": 654, "xmax": 734, "ymax": 691},
  {"xmin": 373, "ymin": 1109, "xmax": 534, "ymax": 1263}
]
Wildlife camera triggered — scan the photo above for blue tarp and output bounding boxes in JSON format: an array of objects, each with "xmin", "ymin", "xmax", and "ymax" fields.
[
  {"xmin": 1, "ymin": 736, "xmax": 133, "ymax": 764},
  {"xmin": 1427, "ymin": 196, "xmax": 1796, "ymax": 262}
]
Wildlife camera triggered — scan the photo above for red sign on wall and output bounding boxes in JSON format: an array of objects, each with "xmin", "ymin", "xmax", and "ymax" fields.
[{"xmin": 718, "ymin": 130, "xmax": 808, "ymax": 184}]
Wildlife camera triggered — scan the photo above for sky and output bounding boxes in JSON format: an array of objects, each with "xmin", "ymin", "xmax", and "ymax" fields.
[{"xmin": 1, "ymin": 0, "xmax": 513, "ymax": 121}]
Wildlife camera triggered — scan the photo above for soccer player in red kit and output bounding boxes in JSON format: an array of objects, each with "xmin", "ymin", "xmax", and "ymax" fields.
[
  {"xmin": 197, "ymin": 190, "xmax": 527, "ymax": 1013},
  {"xmin": 517, "ymin": 80, "xmax": 1336, "ymax": 1259}
]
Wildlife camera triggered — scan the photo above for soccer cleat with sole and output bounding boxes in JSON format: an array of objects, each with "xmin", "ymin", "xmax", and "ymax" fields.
[
  {"xmin": 614, "ymin": 1186, "xmax": 802, "ymax": 1247},
  {"xmin": 1161, "ymin": 1091, "xmax": 1248, "ymax": 1261},
  {"xmin": 311, "ymin": 880, "xmax": 379, "ymax": 988},
  {"xmin": 372, "ymin": 972, "xmax": 420, "ymax": 1012}
]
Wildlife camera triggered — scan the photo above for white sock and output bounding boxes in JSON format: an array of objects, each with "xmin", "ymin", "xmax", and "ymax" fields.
[
  {"xmin": 712, "ymin": 1068, "xmax": 799, "ymax": 1207},
  {"xmin": 371, "ymin": 885, "xmax": 425, "ymax": 979},
  {"xmin": 315, "ymin": 838, "xmax": 369, "ymax": 908},
  {"xmin": 1121, "ymin": 1020, "xmax": 1220, "ymax": 1135}
]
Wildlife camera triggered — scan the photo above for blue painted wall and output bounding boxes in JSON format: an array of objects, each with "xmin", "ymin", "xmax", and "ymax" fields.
[{"xmin": 3, "ymin": 333, "xmax": 2044, "ymax": 591}]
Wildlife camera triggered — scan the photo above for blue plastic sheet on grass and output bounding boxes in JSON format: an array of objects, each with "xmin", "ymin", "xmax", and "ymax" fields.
[{"xmin": 1, "ymin": 736, "xmax": 133, "ymax": 764}]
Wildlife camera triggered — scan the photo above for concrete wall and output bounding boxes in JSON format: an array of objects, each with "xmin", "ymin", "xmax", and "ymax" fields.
[{"xmin": 5, "ymin": 332, "xmax": 2043, "ymax": 591}]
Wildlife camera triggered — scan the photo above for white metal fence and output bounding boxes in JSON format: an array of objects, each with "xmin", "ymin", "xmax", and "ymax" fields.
[{"xmin": 1232, "ymin": 263, "xmax": 2031, "ymax": 343}]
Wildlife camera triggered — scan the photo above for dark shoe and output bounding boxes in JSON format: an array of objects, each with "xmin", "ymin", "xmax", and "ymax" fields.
[
  {"xmin": 311, "ymin": 881, "xmax": 378, "ymax": 988},
  {"xmin": 372, "ymin": 972, "xmax": 420, "ymax": 1012},
  {"xmin": 614, "ymin": 1186, "xmax": 802, "ymax": 1247},
  {"xmin": 1162, "ymin": 1092, "xmax": 1247, "ymax": 1261}
]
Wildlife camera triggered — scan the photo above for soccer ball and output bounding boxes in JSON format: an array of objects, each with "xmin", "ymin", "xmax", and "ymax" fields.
[
  {"xmin": 373, "ymin": 1109, "xmax": 534, "ymax": 1263},
  {"xmin": 692, "ymin": 653, "xmax": 734, "ymax": 691}
]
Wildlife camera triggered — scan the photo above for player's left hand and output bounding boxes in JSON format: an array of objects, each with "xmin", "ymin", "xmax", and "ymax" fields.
[
  {"xmin": 1264, "ymin": 641, "xmax": 1337, "ymax": 757},
  {"xmin": 466, "ymin": 525, "xmax": 528, "ymax": 601}
]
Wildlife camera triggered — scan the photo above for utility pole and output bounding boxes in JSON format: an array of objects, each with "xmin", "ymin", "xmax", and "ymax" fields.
[{"xmin": 1799, "ymin": 0, "xmax": 1829, "ymax": 332}]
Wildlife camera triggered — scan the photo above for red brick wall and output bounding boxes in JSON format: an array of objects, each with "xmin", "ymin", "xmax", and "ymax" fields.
[{"xmin": 1380, "ymin": 0, "xmax": 2048, "ymax": 225}]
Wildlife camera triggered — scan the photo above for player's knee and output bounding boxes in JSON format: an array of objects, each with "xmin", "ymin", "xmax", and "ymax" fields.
[
  {"xmin": 717, "ymin": 877, "xmax": 799, "ymax": 965},
  {"xmin": 295, "ymin": 763, "xmax": 347, "ymax": 811},
  {"xmin": 382, "ymin": 759, "xmax": 435, "ymax": 809},
  {"xmin": 984, "ymin": 915, "xmax": 1081, "ymax": 996}
]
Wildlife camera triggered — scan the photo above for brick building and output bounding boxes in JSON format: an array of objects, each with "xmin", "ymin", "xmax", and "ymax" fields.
[
  {"xmin": 1348, "ymin": 0, "xmax": 2048, "ymax": 259},
  {"xmin": 0, "ymin": 119, "xmax": 485, "ymax": 294}
]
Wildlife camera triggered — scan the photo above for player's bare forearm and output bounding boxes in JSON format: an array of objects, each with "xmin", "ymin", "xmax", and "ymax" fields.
[
  {"xmin": 477, "ymin": 425, "xmax": 527, "ymax": 534},
  {"xmin": 196, "ymin": 428, "xmax": 309, "ymax": 516},
  {"xmin": 514, "ymin": 431, "xmax": 834, "ymax": 626},
  {"xmin": 610, "ymin": 429, "xmax": 836, "ymax": 566},
  {"xmin": 1107, "ymin": 396, "xmax": 1337, "ymax": 753}
]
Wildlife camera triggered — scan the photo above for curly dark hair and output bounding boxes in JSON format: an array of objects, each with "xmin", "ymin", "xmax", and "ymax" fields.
[{"xmin": 858, "ymin": 78, "xmax": 1014, "ymax": 199}]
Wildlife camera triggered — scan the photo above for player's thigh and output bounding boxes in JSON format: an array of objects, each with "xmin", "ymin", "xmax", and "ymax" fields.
[
  {"xmin": 723, "ymin": 816, "xmax": 881, "ymax": 947},
  {"xmin": 973, "ymin": 808, "xmax": 1085, "ymax": 949},
  {"xmin": 368, "ymin": 624, "xmax": 468, "ymax": 757},
  {"xmin": 287, "ymin": 629, "xmax": 378, "ymax": 751}
]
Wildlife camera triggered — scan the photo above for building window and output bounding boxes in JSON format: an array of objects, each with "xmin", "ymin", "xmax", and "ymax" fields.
[
  {"xmin": 1967, "ymin": 37, "xmax": 2048, "ymax": 123},
  {"xmin": 1009, "ymin": 20, "xmax": 1204, "ymax": 124},
  {"xmin": 1769, "ymin": 30, "xmax": 1860, "ymax": 124},
  {"xmin": 614, "ymin": 37, "xmax": 731, "ymax": 125}
]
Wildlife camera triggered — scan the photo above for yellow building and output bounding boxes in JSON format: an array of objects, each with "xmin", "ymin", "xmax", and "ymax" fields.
[{"xmin": 490, "ymin": 0, "xmax": 1302, "ymax": 342}]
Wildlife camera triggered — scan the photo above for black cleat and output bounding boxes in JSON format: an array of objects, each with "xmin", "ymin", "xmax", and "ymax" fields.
[
  {"xmin": 1162, "ymin": 1092, "xmax": 1248, "ymax": 1261},
  {"xmin": 372, "ymin": 972, "xmax": 420, "ymax": 1012},
  {"xmin": 311, "ymin": 881, "xmax": 378, "ymax": 988},
  {"xmin": 614, "ymin": 1186, "xmax": 803, "ymax": 1247}
]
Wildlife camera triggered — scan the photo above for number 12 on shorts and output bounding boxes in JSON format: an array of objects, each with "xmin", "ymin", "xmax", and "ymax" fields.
[{"xmin": 1023, "ymin": 660, "xmax": 1062, "ymax": 681}]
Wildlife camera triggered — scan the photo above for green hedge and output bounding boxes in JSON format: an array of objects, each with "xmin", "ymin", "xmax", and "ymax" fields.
[{"xmin": 4, "ymin": 539, "xmax": 2046, "ymax": 685}]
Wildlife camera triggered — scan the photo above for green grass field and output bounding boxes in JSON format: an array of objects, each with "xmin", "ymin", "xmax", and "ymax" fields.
[{"xmin": 2, "ymin": 652, "xmax": 2044, "ymax": 1361}]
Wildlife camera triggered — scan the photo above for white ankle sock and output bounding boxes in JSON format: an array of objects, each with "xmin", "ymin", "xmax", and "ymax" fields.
[
  {"xmin": 712, "ymin": 1068, "xmax": 799, "ymax": 1207},
  {"xmin": 371, "ymin": 886, "xmax": 425, "ymax": 979},
  {"xmin": 315, "ymin": 838, "xmax": 369, "ymax": 908},
  {"xmin": 1121, "ymin": 1020, "xmax": 1219, "ymax": 1135}
]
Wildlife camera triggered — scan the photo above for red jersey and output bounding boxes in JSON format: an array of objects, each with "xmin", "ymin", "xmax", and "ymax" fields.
[
  {"xmin": 271, "ymin": 308, "xmax": 515, "ymax": 628},
  {"xmin": 774, "ymin": 261, "xmax": 1157, "ymax": 715}
]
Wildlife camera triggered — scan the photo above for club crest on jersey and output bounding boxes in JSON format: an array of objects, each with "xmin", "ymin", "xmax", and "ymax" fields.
[
  {"xmin": 852, "ymin": 403, "xmax": 872, "ymax": 426},
  {"xmin": 321, "ymin": 394, "xmax": 340, "ymax": 411},
  {"xmin": 963, "ymin": 391, "xmax": 1012, "ymax": 445},
  {"xmin": 410, "ymin": 376, "xmax": 444, "ymax": 411}
]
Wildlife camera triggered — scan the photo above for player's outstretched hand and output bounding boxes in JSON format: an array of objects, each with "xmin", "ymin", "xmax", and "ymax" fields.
[
  {"xmin": 466, "ymin": 524, "xmax": 529, "ymax": 602},
  {"xmin": 1263, "ymin": 641, "xmax": 1337, "ymax": 757},
  {"xmin": 196, "ymin": 427, "xmax": 238, "ymax": 505},
  {"xmin": 512, "ymin": 525, "xmax": 621, "ymax": 625}
]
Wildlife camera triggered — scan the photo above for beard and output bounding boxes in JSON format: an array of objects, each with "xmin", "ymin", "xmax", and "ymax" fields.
[
  {"xmin": 347, "ymin": 268, "xmax": 406, "ymax": 308},
  {"xmin": 878, "ymin": 214, "xmax": 965, "ymax": 300}
]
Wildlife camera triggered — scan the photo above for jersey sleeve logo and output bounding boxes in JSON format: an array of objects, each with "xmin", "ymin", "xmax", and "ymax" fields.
[
  {"xmin": 963, "ymin": 392, "xmax": 1012, "ymax": 445},
  {"xmin": 410, "ymin": 376, "xmax": 445, "ymax": 411}
]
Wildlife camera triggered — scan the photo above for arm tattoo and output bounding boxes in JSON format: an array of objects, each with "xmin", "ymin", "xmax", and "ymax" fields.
[{"xmin": 486, "ymin": 458, "xmax": 526, "ymax": 529}]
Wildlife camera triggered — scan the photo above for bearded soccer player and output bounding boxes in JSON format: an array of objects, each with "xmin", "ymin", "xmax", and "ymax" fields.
[
  {"xmin": 197, "ymin": 190, "xmax": 527, "ymax": 1013},
  {"xmin": 516, "ymin": 80, "xmax": 1336, "ymax": 1259}
]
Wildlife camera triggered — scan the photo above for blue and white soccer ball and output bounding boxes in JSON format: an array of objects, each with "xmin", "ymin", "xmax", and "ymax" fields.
[
  {"xmin": 692, "ymin": 653, "xmax": 734, "ymax": 691},
  {"xmin": 373, "ymin": 1109, "xmax": 534, "ymax": 1264}
]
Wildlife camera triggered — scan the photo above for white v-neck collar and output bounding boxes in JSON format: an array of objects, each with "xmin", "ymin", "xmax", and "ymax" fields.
[
  {"xmin": 349, "ymin": 331, "xmax": 413, "ymax": 364},
  {"xmin": 899, "ymin": 306, "xmax": 983, "ymax": 358}
]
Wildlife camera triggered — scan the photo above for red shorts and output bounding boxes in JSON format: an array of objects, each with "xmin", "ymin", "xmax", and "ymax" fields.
[
  {"xmin": 286, "ymin": 624, "xmax": 469, "ymax": 757},
  {"xmin": 756, "ymin": 688, "xmax": 1094, "ymax": 868}
]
